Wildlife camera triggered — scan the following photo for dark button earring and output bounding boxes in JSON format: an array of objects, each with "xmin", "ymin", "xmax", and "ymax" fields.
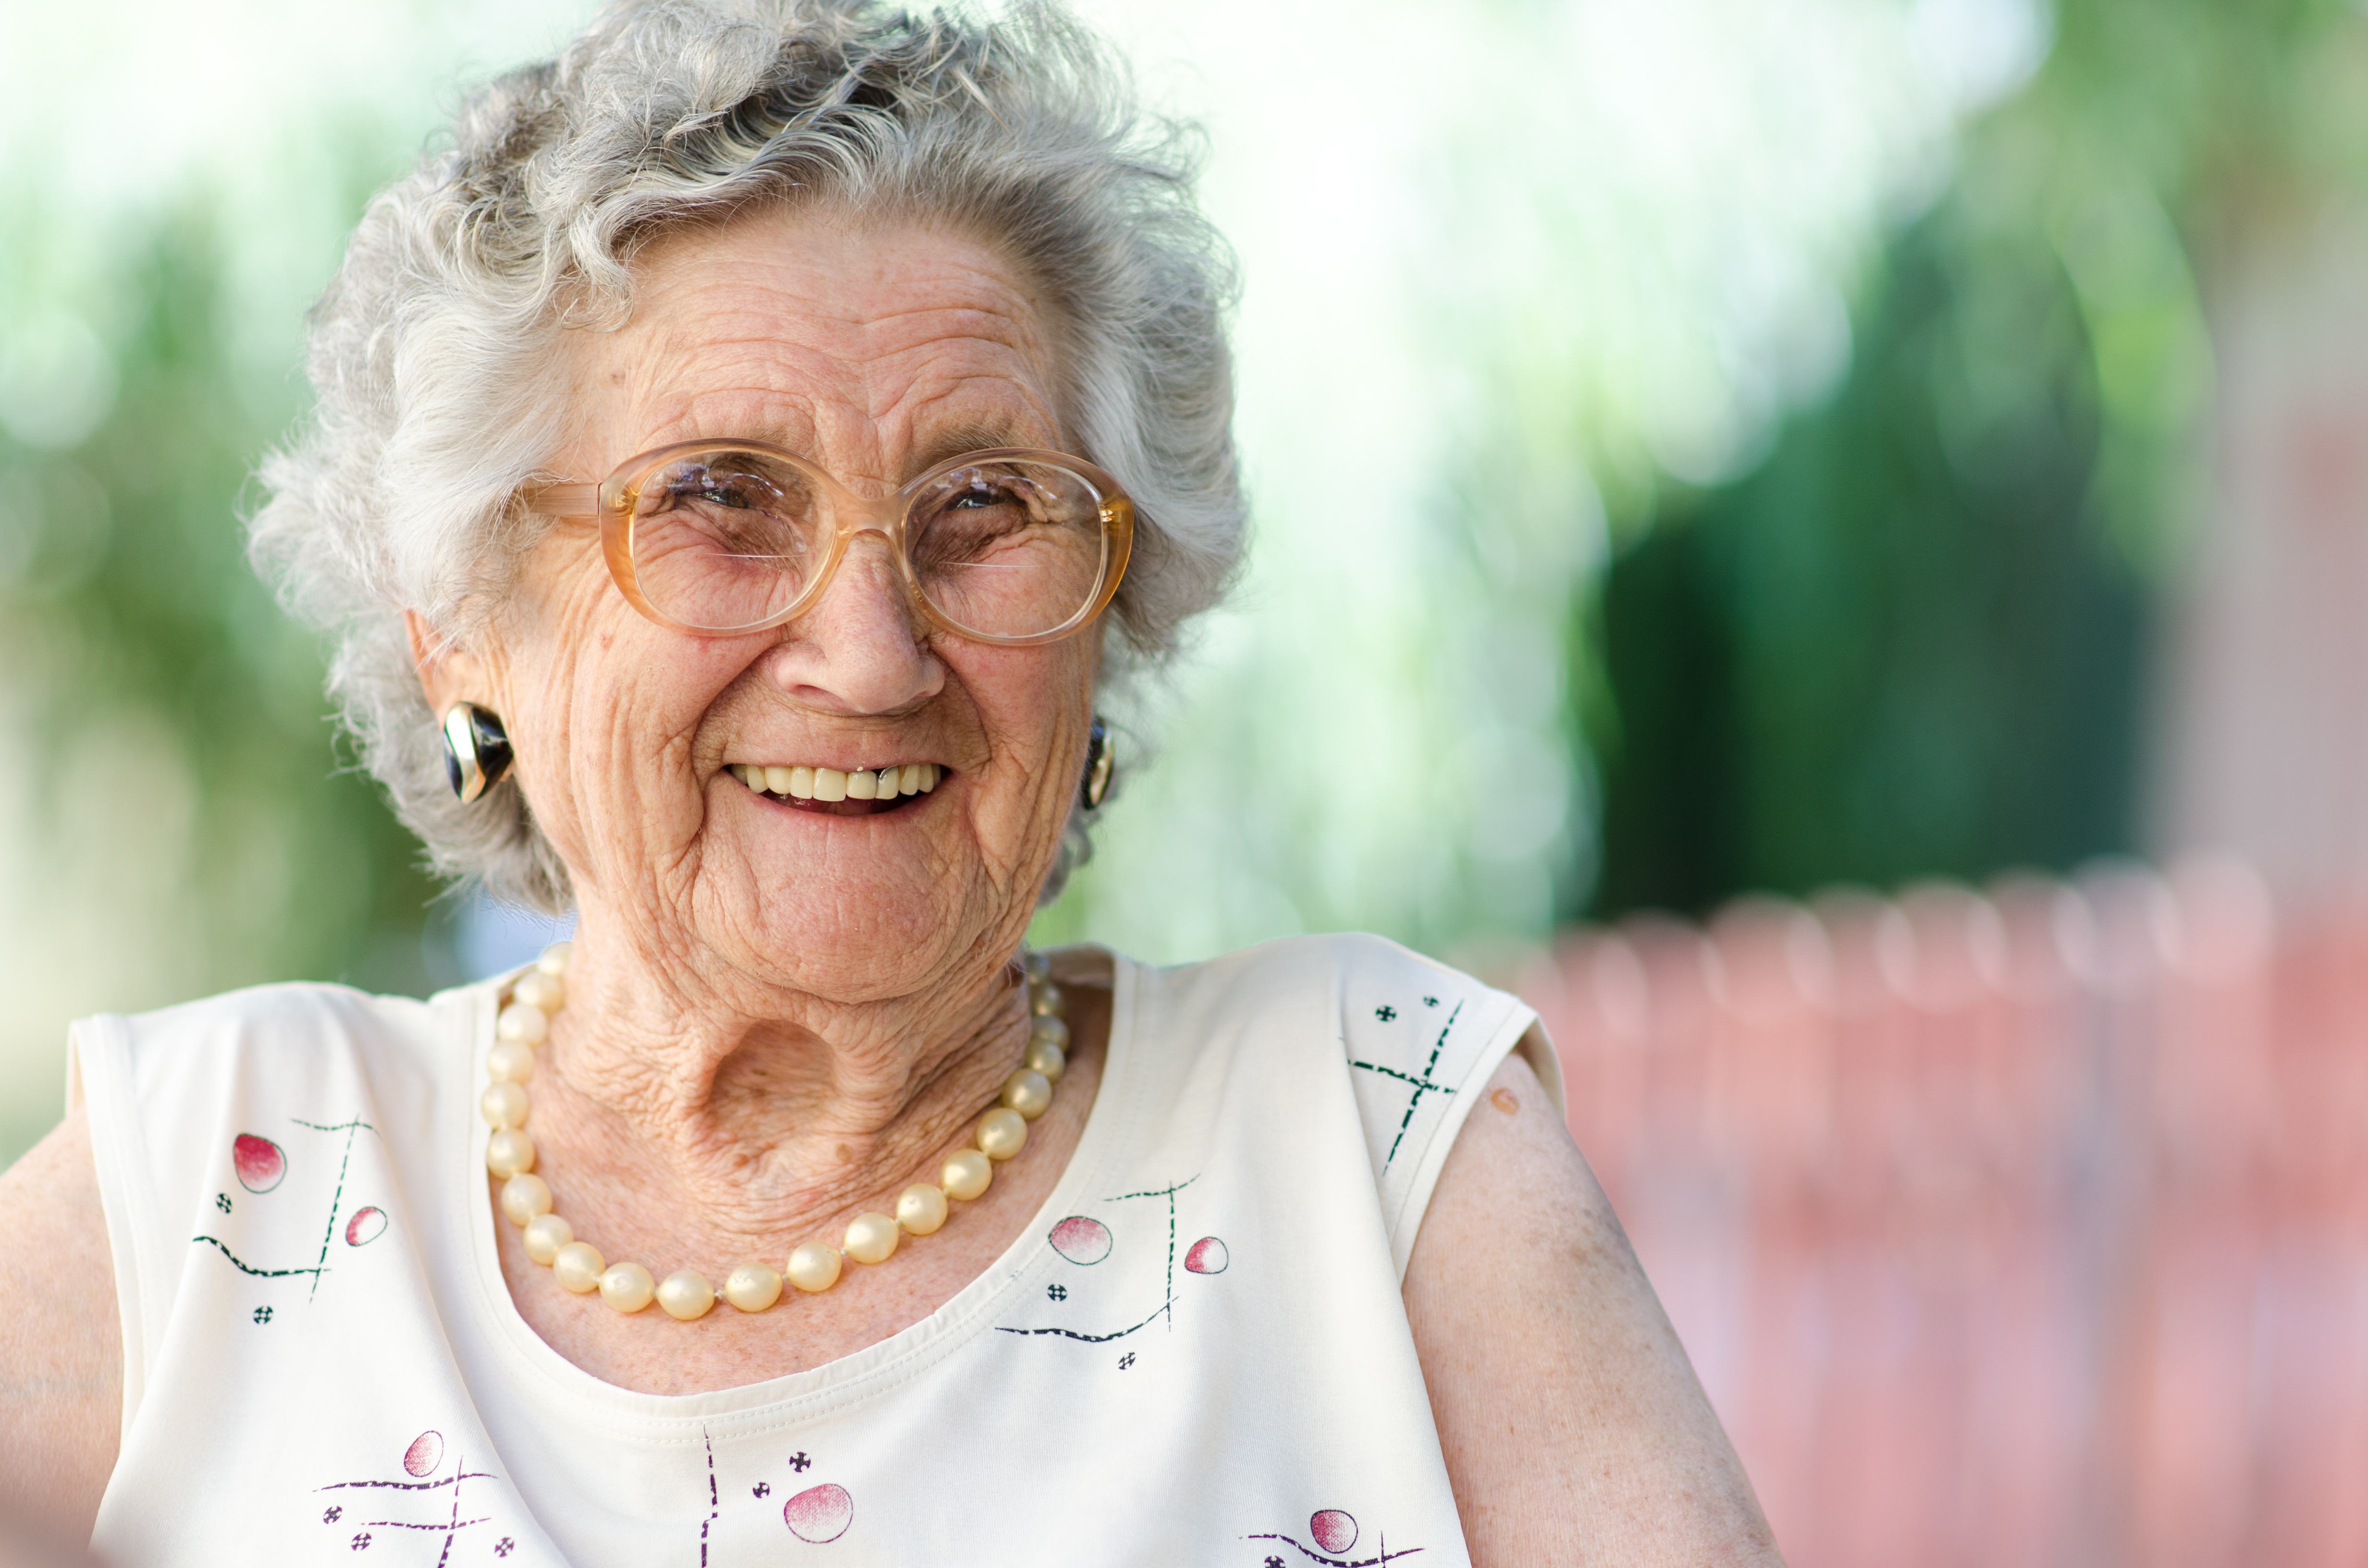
[
  {"xmin": 1079, "ymin": 717, "xmax": 1114, "ymax": 811},
  {"xmin": 443, "ymin": 702, "xmax": 515, "ymax": 803}
]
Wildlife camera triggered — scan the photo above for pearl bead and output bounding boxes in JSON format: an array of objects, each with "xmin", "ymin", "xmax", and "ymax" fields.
[
  {"xmin": 786, "ymin": 1241, "xmax": 842, "ymax": 1292},
  {"xmin": 724, "ymin": 1262, "xmax": 783, "ymax": 1313},
  {"xmin": 552, "ymin": 1240, "xmax": 605, "ymax": 1293},
  {"xmin": 1024, "ymin": 1037, "xmax": 1067, "ymax": 1084},
  {"xmin": 656, "ymin": 1269, "xmax": 715, "ymax": 1321},
  {"xmin": 976, "ymin": 1106, "xmax": 1028, "ymax": 1161},
  {"xmin": 1021, "ymin": 949, "xmax": 1050, "ymax": 980},
  {"xmin": 524, "ymin": 1212, "xmax": 573, "ymax": 1264},
  {"xmin": 497, "ymin": 1002, "xmax": 549, "ymax": 1044},
  {"xmin": 514, "ymin": 969, "xmax": 564, "ymax": 1014},
  {"xmin": 1000, "ymin": 1068, "xmax": 1052, "ymax": 1120},
  {"xmin": 481, "ymin": 1081, "xmax": 529, "ymax": 1128},
  {"xmin": 844, "ymin": 1212, "xmax": 900, "ymax": 1265},
  {"xmin": 896, "ymin": 1183, "xmax": 949, "ymax": 1235},
  {"xmin": 940, "ymin": 1148, "xmax": 992, "ymax": 1200},
  {"xmin": 537, "ymin": 940, "xmax": 572, "ymax": 976},
  {"xmin": 500, "ymin": 1171, "xmax": 552, "ymax": 1225},
  {"xmin": 487, "ymin": 1039, "xmax": 537, "ymax": 1083},
  {"xmin": 599, "ymin": 1262, "xmax": 656, "ymax": 1313},
  {"xmin": 1029, "ymin": 984, "xmax": 1064, "ymax": 1018},
  {"xmin": 1029, "ymin": 1014, "xmax": 1070, "ymax": 1051},
  {"xmin": 486, "ymin": 1127, "xmax": 536, "ymax": 1178}
]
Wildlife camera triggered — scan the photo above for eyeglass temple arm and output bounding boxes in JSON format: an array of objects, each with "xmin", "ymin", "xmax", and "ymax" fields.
[{"xmin": 524, "ymin": 483, "xmax": 600, "ymax": 519}]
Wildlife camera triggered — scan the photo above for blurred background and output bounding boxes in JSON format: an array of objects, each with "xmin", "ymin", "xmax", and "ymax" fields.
[{"xmin": 7, "ymin": 0, "xmax": 2368, "ymax": 1558}]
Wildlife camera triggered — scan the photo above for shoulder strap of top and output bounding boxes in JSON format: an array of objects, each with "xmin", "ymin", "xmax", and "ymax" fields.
[{"xmin": 1310, "ymin": 934, "xmax": 1541, "ymax": 1275}]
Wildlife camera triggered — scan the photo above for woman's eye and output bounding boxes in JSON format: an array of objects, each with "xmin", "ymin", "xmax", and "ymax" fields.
[{"xmin": 947, "ymin": 485, "xmax": 1011, "ymax": 510}]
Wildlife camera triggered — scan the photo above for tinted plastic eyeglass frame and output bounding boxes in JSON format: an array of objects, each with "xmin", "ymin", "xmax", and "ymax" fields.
[{"xmin": 523, "ymin": 440, "xmax": 1135, "ymax": 646}]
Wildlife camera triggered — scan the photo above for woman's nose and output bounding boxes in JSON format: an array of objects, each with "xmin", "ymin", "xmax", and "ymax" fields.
[{"xmin": 758, "ymin": 534, "xmax": 944, "ymax": 714}]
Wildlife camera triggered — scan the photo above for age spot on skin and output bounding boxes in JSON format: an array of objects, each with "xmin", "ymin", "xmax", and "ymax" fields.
[{"xmin": 1490, "ymin": 1087, "xmax": 1519, "ymax": 1116}]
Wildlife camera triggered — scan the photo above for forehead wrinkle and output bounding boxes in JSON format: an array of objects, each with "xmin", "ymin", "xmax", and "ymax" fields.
[
  {"xmin": 868, "ymin": 336, "xmax": 1056, "ymax": 438},
  {"xmin": 631, "ymin": 333, "xmax": 1060, "ymax": 476},
  {"xmin": 576, "ymin": 213, "xmax": 1067, "ymax": 478},
  {"xmin": 634, "ymin": 222, "xmax": 1051, "ymax": 358},
  {"xmin": 686, "ymin": 300, "xmax": 1047, "ymax": 368}
]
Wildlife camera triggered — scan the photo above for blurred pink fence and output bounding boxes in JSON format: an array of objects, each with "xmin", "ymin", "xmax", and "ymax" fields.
[{"xmin": 1516, "ymin": 858, "xmax": 2368, "ymax": 1568}]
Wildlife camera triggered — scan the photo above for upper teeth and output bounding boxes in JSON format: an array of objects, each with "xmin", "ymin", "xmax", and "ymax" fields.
[{"xmin": 731, "ymin": 762, "xmax": 942, "ymax": 802}]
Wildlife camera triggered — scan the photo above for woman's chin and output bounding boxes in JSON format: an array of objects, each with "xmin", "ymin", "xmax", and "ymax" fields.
[{"xmin": 695, "ymin": 805, "xmax": 978, "ymax": 972}]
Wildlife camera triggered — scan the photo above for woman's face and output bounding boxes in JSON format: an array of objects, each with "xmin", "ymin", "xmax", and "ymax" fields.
[{"xmin": 443, "ymin": 207, "xmax": 1097, "ymax": 1001}]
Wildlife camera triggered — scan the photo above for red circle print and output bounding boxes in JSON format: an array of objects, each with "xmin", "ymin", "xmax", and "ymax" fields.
[
  {"xmin": 345, "ymin": 1207, "xmax": 387, "ymax": 1246},
  {"xmin": 403, "ymin": 1431, "xmax": 444, "ymax": 1478},
  {"xmin": 1048, "ymin": 1215, "xmax": 1112, "ymax": 1265},
  {"xmin": 784, "ymin": 1482, "xmax": 853, "ymax": 1543},
  {"xmin": 1184, "ymin": 1236, "xmax": 1228, "ymax": 1274},
  {"xmin": 1311, "ymin": 1510, "xmax": 1358, "ymax": 1552},
  {"xmin": 232, "ymin": 1134, "xmax": 285, "ymax": 1193}
]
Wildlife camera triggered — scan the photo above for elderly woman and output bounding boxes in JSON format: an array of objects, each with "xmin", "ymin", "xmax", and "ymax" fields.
[{"xmin": 0, "ymin": 3, "xmax": 1777, "ymax": 1563}]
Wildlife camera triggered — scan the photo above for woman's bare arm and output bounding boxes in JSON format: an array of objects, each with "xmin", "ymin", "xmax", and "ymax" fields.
[
  {"xmin": 0, "ymin": 1112, "xmax": 120, "ymax": 1542},
  {"xmin": 1404, "ymin": 1042, "xmax": 1781, "ymax": 1566}
]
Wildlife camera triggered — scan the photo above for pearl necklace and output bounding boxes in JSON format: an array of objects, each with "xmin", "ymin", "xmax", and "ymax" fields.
[{"xmin": 482, "ymin": 942, "xmax": 1071, "ymax": 1321}]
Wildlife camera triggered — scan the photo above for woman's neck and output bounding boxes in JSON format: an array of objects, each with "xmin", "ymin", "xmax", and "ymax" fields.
[{"xmin": 520, "ymin": 916, "xmax": 1033, "ymax": 1261}]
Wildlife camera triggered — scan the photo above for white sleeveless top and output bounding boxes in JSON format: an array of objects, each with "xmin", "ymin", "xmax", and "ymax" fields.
[{"xmin": 76, "ymin": 934, "xmax": 1548, "ymax": 1567}]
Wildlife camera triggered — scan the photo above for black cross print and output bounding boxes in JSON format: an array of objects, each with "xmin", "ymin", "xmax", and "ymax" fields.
[
  {"xmin": 1351, "ymin": 998, "xmax": 1467, "ymax": 1167},
  {"xmin": 788, "ymin": 1452, "xmax": 812, "ymax": 1472},
  {"xmin": 752, "ymin": 1482, "xmax": 770, "ymax": 1498},
  {"xmin": 349, "ymin": 1533, "xmax": 371, "ymax": 1550},
  {"xmin": 1266, "ymin": 1558, "xmax": 1286, "ymax": 1568},
  {"xmin": 252, "ymin": 1306, "xmax": 273, "ymax": 1324},
  {"xmin": 322, "ymin": 1507, "xmax": 342, "ymax": 1524},
  {"xmin": 1423, "ymin": 995, "xmax": 1439, "ymax": 1007},
  {"xmin": 215, "ymin": 1192, "xmax": 232, "ymax": 1213},
  {"xmin": 494, "ymin": 1542, "xmax": 515, "ymax": 1558},
  {"xmin": 1118, "ymin": 1351, "xmax": 1136, "ymax": 1369},
  {"xmin": 1047, "ymin": 1283, "xmax": 1067, "ymax": 1301}
]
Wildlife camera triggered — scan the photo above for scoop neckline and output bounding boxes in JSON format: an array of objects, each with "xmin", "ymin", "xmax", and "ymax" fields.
[{"xmin": 445, "ymin": 948, "xmax": 1143, "ymax": 1433}]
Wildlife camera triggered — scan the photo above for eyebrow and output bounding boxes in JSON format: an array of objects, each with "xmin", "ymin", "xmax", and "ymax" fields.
[
  {"xmin": 904, "ymin": 421, "xmax": 1055, "ymax": 477},
  {"xmin": 630, "ymin": 417, "xmax": 1063, "ymax": 484}
]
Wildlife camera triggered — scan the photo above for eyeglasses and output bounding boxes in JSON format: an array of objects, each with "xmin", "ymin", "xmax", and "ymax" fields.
[{"xmin": 525, "ymin": 441, "xmax": 1134, "ymax": 645}]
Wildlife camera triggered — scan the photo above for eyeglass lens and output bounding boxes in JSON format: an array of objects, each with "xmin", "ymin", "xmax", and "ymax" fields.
[{"xmin": 623, "ymin": 451, "xmax": 1110, "ymax": 636}]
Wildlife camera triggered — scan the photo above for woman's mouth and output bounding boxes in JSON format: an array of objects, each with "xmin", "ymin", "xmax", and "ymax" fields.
[{"xmin": 728, "ymin": 761, "xmax": 943, "ymax": 816}]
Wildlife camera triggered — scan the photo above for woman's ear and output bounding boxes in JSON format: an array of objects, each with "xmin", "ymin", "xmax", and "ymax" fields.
[{"xmin": 404, "ymin": 609, "xmax": 497, "ymax": 715}]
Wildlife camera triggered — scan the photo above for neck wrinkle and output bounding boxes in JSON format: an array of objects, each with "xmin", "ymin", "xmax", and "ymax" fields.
[{"xmin": 520, "ymin": 921, "xmax": 1033, "ymax": 1249}]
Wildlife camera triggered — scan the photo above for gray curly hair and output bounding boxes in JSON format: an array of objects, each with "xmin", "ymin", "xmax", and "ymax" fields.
[{"xmin": 249, "ymin": 0, "xmax": 1243, "ymax": 913}]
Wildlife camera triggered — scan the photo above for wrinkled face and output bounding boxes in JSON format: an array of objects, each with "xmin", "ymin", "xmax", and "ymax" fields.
[{"xmin": 455, "ymin": 207, "xmax": 1097, "ymax": 1001}]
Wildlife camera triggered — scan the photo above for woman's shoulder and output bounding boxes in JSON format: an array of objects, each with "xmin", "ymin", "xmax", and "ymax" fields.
[
  {"xmin": 74, "ymin": 977, "xmax": 486, "ymax": 1120},
  {"xmin": 85, "ymin": 978, "xmax": 461, "ymax": 1062},
  {"xmin": 1117, "ymin": 932, "xmax": 1547, "ymax": 1273},
  {"xmin": 1135, "ymin": 930, "xmax": 1526, "ymax": 1034}
]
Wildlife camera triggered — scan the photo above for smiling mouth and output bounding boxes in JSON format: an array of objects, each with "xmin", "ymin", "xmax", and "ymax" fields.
[{"xmin": 729, "ymin": 761, "xmax": 944, "ymax": 816}]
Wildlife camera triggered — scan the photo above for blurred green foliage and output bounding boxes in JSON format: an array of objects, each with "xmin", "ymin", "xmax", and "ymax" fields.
[
  {"xmin": 0, "ymin": 205, "xmax": 441, "ymax": 1041},
  {"xmin": 1589, "ymin": 204, "xmax": 2147, "ymax": 910},
  {"xmin": 1584, "ymin": 0, "xmax": 2368, "ymax": 918}
]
